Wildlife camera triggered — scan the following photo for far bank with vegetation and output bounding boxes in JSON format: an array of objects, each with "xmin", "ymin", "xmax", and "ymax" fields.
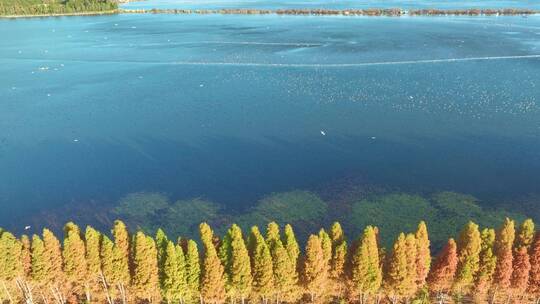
[
  {"xmin": 1, "ymin": 3, "xmax": 539, "ymax": 18},
  {"xmin": 0, "ymin": 0, "xmax": 117, "ymax": 17}
]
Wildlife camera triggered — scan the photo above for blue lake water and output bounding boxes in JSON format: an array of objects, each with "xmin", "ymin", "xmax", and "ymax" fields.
[{"xmin": 1, "ymin": 12, "xmax": 540, "ymax": 228}]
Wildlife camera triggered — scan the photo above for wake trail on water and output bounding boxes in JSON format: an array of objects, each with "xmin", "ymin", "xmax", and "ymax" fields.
[
  {"xmin": 168, "ymin": 54, "xmax": 540, "ymax": 67},
  {"xmin": 4, "ymin": 54, "xmax": 540, "ymax": 68}
]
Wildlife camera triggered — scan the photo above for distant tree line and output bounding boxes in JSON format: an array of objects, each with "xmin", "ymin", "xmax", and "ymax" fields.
[
  {"xmin": 0, "ymin": 218, "xmax": 539, "ymax": 304},
  {"xmin": 0, "ymin": 0, "xmax": 117, "ymax": 16}
]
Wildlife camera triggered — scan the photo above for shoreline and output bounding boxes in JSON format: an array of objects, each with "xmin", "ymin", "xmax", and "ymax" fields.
[
  {"xmin": 0, "ymin": 10, "xmax": 118, "ymax": 19},
  {"xmin": 1, "ymin": 8, "xmax": 538, "ymax": 19}
]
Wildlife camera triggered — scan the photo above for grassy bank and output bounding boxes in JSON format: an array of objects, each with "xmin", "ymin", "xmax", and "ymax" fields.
[
  {"xmin": 0, "ymin": 10, "xmax": 118, "ymax": 18},
  {"xmin": 0, "ymin": 0, "xmax": 117, "ymax": 17}
]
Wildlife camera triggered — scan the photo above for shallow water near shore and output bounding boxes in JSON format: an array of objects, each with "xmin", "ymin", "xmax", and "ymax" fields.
[{"xmin": 1, "ymin": 13, "xmax": 540, "ymax": 230}]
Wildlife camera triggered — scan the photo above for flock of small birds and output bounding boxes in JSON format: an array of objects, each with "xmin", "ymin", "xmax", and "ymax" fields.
[{"xmin": 7, "ymin": 15, "xmax": 539, "ymax": 134}]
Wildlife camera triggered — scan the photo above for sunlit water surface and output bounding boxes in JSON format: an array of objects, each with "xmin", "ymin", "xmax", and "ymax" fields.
[{"xmin": 1, "ymin": 13, "xmax": 540, "ymax": 228}]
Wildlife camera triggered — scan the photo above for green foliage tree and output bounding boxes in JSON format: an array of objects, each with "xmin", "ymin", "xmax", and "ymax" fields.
[
  {"xmin": 0, "ymin": 231, "xmax": 22, "ymax": 280},
  {"xmin": 63, "ymin": 222, "xmax": 88, "ymax": 286},
  {"xmin": 174, "ymin": 243, "xmax": 188, "ymax": 303},
  {"xmin": 384, "ymin": 233, "xmax": 414, "ymax": 304},
  {"xmin": 112, "ymin": 220, "xmax": 131, "ymax": 285},
  {"xmin": 475, "ymin": 228, "xmax": 497, "ymax": 297},
  {"xmin": 184, "ymin": 239, "xmax": 201, "ymax": 303},
  {"xmin": 132, "ymin": 231, "xmax": 161, "ymax": 303},
  {"xmin": 283, "ymin": 224, "xmax": 300, "ymax": 271},
  {"xmin": 302, "ymin": 234, "xmax": 327, "ymax": 303},
  {"xmin": 161, "ymin": 241, "xmax": 183, "ymax": 303},
  {"xmin": 249, "ymin": 226, "xmax": 274, "ymax": 304},
  {"xmin": 453, "ymin": 221, "xmax": 481, "ymax": 293},
  {"xmin": 31, "ymin": 235, "xmax": 47, "ymax": 283},
  {"xmin": 515, "ymin": 218, "xmax": 535, "ymax": 250},
  {"xmin": 266, "ymin": 223, "xmax": 297, "ymax": 304},
  {"xmin": 329, "ymin": 222, "xmax": 347, "ymax": 298},
  {"xmin": 350, "ymin": 226, "xmax": 382, "ymax": 304},
  {"xmin": 85, "ymin": 226, "xmax": 102, "ymax": 279}
]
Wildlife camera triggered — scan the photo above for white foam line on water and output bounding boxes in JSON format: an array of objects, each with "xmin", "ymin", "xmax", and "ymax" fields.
[
  {"xmin": 5, "ymin": 54, "xmax": 540, "ymax": 67},
  {"xmin": 188, "ymin": 41, "xmax": 323, "ymax": 46},
  {"xmin": 168, "ymin": 54, "xmax": 540, "ymax": 67}
]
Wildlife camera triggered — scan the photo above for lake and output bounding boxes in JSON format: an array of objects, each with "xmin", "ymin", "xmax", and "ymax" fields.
[{"xmin": 1, "ymin": 6, "xmax": 540, "ymax": 231}]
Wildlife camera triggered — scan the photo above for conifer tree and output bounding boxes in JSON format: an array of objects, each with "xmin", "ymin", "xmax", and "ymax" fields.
[
  {"xmin": 156, "ymin": 229, "xmax": 169, "ymax": 269},
  {"xmin": 132, "ymin": 231, "xmax": 161, "ymax": 303},
  {"xmin": 199, "ymin": 223, "xmax": 226, "ymax": 304},
  {"xmin": 266, "ymin": 223, "xmax": 297, "ymax": 304},
  {"xmin": 384, "ymin": 233, "xmax": 414, "ymax": 304},
  {"xmin": 184, "ymin": 239, "xmax": 201, "ymax": 303},
  {"xmin": 404, "ymin": 233, "xmax": 418, "ymax": 295},
  {"xmin": 510, "ymin": 246, "xmax": 530, "ymax": 296},
  {"xmin": 100, "ymin": 235, "xmax": 117, "ymax": 282},
  {"xmin": 42, "ymin": 228, "xmax": 65, "ymax": 304},
  {"xmin": 112, "ymin": 220, "xmax": 131, "ymax": 284},
  {"xmin": 415, "ymin": 221, "xmax": 431, "ymax": 287},
  {"xmin": 218, "ymin": 227, "xmax": 234, "ymax": 301},
  {"xmin": 0, "ymin": 231, "xmax": 22, "ymax": 304},
  {"xmin": 329, "ymin": 222, "xmax": 347, "ymax": 299},
  {"xmin": 266, "ymin": 222, "xmax": 280, "ymax": 243},
  {"xmin": 516, "ymin": 219, "xmax": 535, "ymax": 250},
  {"xmin": 475, "ymin": 228, "xmax": 497, "ymax": 295},
  {"xmin": 174, "ymin": 243, "xmax": 188, "ymax": 303},
  {"xmin": 249, "ymin": 226, "xmax": 273, "ymax": 304},
  {"xmin": 350, "ymin": 226, "xmax": 382, "ymax": 304},
  {"xmin": 318, "ymin": 229, "xmax": 332, "ymax": 269},
  {"xmin": 453, "ymin": 221, "xmax": 481, "ymax": 293},
  {"xmin": 427, "ymin": 239, "xmax": 458, "ymax": 299},
  {"xmin": 161, "ymin": 241, "xmax": 182, "ymax": 303},
  {"xmin": 85, "ymin": 226, "xmax": 102, "ymax": 279},
  {"xmin": 494, "ymin": 218, "xmax": 515, "ymax": 291},
  {"xmin": 329, "ymin": 222, "xmax": 347, "ymax": 279},
  {"xmin": 219, "ymin": 224, "xmax": 252, "ymax": 303},
  {"xmin": 43, "ymin": 228, "xmax": 64, "ymax": 281},
  {"xmin": 31, "ymin": 235, "xmax": 47, "ymax": 283},
  {"xmin": 229, "ymin": 224, "xmax": 252, "ymax": 304},
  {"xmin": 283, "ymin": 224, "xmax": 300, "ymax": 272},
  {"xmin": 155, "ymin": 228, "xmax": 170, "ymax": 296},
  {"xmin": 100, "ymin": 234, "xmax": 126, "ymax": 302},
  {"xmin": 0, "ymin": 231, "xmax": 22, "ymax": 280},
  {"xmin": 302, "ymin": 234, "xmax": 327, "ymax": 303},
  {"xmin": 527, "ymin": 233, "xmax": 540, "ymax": 301},
  {"xmin": 84, "ymin": 226, "xmax": 102, "ymax": 303},
  {"xmin": 20, "ymin": 235, "xmax": 32, "ymax": 279},
  {"xmin": 63, "ymin": 222, "xmax": 88, "ymax": 286}
]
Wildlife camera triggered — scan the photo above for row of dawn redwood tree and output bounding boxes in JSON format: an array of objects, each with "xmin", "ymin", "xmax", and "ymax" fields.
[{"xmin": 0, "ymin": 218, "xmax": 539, "ymax": 304}]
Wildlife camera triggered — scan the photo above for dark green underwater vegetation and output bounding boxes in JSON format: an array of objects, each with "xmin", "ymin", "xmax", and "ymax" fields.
[{"xmin": 113, "ymin": 190, "xmax": 525, "ymax": 249}]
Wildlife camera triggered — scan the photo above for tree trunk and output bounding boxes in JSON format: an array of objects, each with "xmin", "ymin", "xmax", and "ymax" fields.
[{"xmin": 2, "ymin": 280, "xmax": 13, "ymax": 304}]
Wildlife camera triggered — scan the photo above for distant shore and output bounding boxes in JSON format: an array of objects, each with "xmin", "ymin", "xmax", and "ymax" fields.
[
  {"xmin": 1, "ymin": 8, "xmax": 538, "ymax": 19},
  {"xmin": 121, "ymin": 8, "xmax": 540, "ymax": 17},
  {"xmin": 0, "ymin": 10, "xmax": 118, "ymax": 19}
]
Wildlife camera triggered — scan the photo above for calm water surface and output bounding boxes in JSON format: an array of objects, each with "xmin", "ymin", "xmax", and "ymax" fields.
[{"xmin": 1, "ymin": 13, "xmax": 540, "ymax": 228}]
